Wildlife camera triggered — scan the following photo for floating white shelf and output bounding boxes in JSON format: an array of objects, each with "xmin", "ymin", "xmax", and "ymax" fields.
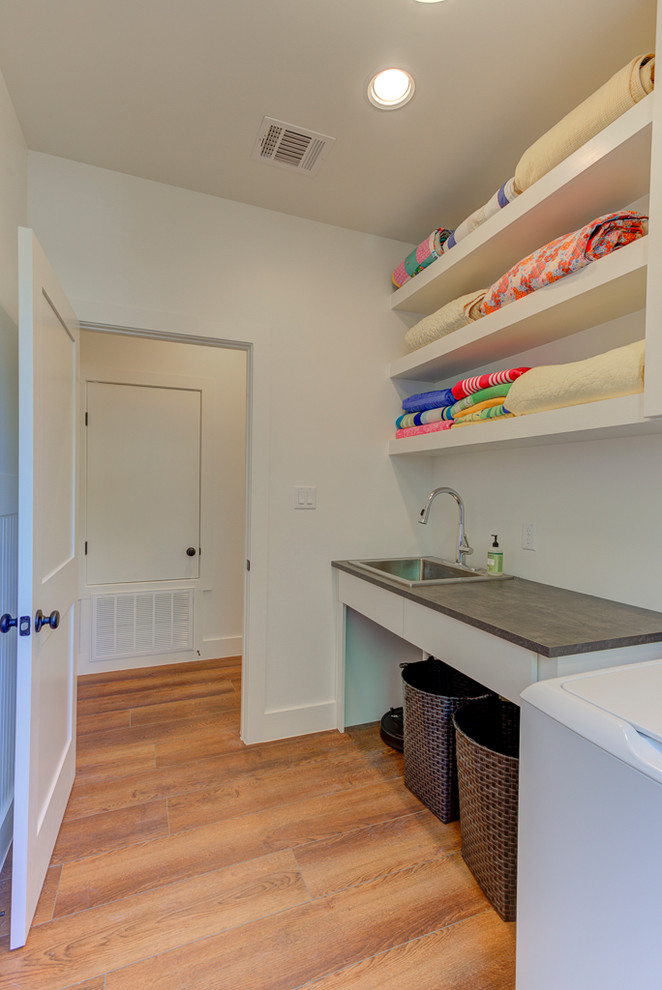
[
  {"xmin": 388, "ymin": 394, "xmax": 662, "ymax": 457},
  {"xmin": 390, "ymin": 236, "xmax": 648, "ymax": 384},
  {"xmin": 389, "ymin": 96, "xmax": 653, "ymax": 317}
]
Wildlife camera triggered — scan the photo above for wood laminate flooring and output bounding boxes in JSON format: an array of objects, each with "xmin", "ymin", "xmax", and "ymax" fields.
[{"xmin": 0, "ymin": 657, "xmax": 515, "ymax": 989}]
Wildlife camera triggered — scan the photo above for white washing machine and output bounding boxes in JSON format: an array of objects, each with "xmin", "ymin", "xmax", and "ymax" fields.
[{"xmin": 516, "ymin": 657, "xmax": 662, "ymax": 990}]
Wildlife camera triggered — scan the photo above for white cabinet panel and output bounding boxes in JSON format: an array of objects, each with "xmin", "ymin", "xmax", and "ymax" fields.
[{"xmin": 402, "ymin": 599, "xmax": 537, "ymax": 704}]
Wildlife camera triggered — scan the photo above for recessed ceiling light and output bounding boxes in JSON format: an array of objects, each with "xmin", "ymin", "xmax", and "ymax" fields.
[
  {"xmin": 414, "ymin": 0, "xmax": 447, "ymax": 4},
  {"xmin": 367, "ymin": 68, "xmax": 415, "ymax": 110}
]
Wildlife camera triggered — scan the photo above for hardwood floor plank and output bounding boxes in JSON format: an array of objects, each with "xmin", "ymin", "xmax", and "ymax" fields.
[
  {"xmin": 77, "ymin": 709, "xmax": 130, "ymax": 737},
  {"xmin": 167, "ymin": 749, "xmax": 403, "ymax": 833},
  {"xmin": 52, "ymin": 801, "xmax": 169, "ymax": 864},
  {"xmin": 77, "ymin": 655, "xmax": 241, "ymax": 690},
  {"xmin": 76, "ymin": 708, "xmax": 241, "ymax": 754},
  {"xmin": 77, "ymin": 662, "xmax": 239, "ymax": 701},
  {"xmin": 155, "ymin": 724, "xmax": 375, "ymax": 768},
  {"xmin": 77, "ymin": 677, "xmax": 236, "ymax": 717},
  {"xmin": 76, "ymin": 741, "xmax": 156, "ymax": 781},
  {"xmin": 298, "ymin": 912, "xmax": 517, "ymax": 990},
  {"xmin": 128, "ymin": 691, "xmax": 239, "ymax": 727},
  {"xmin": 294, "ymin": 811, "xmax": 461, "ymax": 897},
  {"xmin": 32, "ymin": 865, "xmax": 62, "ymax": 926},
  {"xmin": 54, "ymin": 779, "xmax": 425, "ymax": 916},
  {"xmin": 104, "ymin": 854, "xmax": 488, "ymax": 990},
  {"xmin": 0, "ymin": 850, "xmax": 308, "ymax": 990},
  {"xmin": 62, "ymin": 979, "xmax": 107, "ymax": 990},
  {"xmin": 66, "ymin": 741, "xmax": 400, "ymax": 822}
]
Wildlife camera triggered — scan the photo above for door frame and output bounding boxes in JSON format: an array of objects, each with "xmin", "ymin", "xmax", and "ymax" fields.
[{"xmin": 78, "ymin": 320, "xmax": 267, "ymax": 745}]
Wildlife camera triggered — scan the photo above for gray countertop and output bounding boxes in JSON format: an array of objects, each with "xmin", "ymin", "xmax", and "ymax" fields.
[{"xmin": 332, "ymin": 560, "xmax": 662, "ymax": 658}]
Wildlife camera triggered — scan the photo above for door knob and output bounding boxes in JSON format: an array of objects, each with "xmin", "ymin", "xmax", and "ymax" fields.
[
  {"xmin": 186, "ymin": 547, "xmax": 197, "ymax": 557},
  {"xmin": 35, "ymin": 609, "xmax": 60, "ymax": 632},
  {"xmin": 0, "ymin": 614, "xmax": 17, "ymax": 634}
]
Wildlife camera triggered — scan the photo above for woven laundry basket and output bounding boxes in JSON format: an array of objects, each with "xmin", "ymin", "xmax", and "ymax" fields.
[
  {"xmin": 454, "ymin": 696, "xmax": 520, "ymax": 921},
  {"xmin": 402, "ymin": 657, "xmax": 491, "ymax": 824}
]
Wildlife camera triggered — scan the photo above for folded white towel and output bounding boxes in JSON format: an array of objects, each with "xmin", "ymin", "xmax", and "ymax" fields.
[
  {"xmin": 504, "ymin": 339, "xmax": 645, "ymax": 416},
  {"xmin": 405, "ymin": 289, "xmax": 487, "ymax": 353},
  {"xmin": 515, "ymin": 54, "xmax": 655, "ymax": 193},
  {"xmin": 447, "ymin": 178, "xmax": 519, "ymax": 249}
]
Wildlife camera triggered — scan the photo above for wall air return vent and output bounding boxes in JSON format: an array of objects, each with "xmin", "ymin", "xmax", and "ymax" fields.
[
  {"xmin": 251, "ymin": 117, "xmax": 335, "ymax": 175},
  {"xmin": 91, "ymin": 590, "xmax": 193, "ymax": 662}
]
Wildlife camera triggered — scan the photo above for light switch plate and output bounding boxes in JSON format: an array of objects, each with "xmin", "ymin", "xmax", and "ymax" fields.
[{"xmin": 294, "ymin": 486, "xmax": 317, "ymax": 509}]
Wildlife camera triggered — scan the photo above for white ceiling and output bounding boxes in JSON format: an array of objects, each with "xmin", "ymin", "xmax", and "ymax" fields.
[{"xmin": 0, "ymin": 0, "xmax": 656, "ymax": 243}]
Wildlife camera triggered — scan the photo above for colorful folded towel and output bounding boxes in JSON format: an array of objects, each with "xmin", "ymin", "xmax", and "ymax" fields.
[
  {"xmin": 481, "ymin": 211, "xmax": 648, "ymax": 316},
  {"xmin": 515, "ymin": 54, "xmax": 655, "ymax": 193},
  {"xmin": 404, "ymin": 289, "xmax": 487, "ymax": 353},
  {"xmin": 503, "ymin": 340, "xmax": 645, "ymax": 416},
  {"xmin": 446, "ymin": 178, "xmax": 519, "ymax": 250},
  {"xmin": 395, "ymin": 421, "xmax": 454, "ymax": 439},
  {"xmin": 451, "ymin": 368, "xmax": 530, "ymax": 401},
  {"xmin": 392, "ymin": 228, "xmax": 453, "ymax": 288},
  {"xmin": 449, "ymin": 383, "xmax": 513, "ymax": 417},
  {"xmin": 402, "ymin": 388, "xmax": 456, "ymax": 413},
  {"xmin": 451, "ymin": 406, "xmax": 514, "ymax": 426},
  {"xmin": 396, "ymin": 405, "xmax": 454, "ymax": 429},
  {"xmin": 452, "ymin": 397, "xmax": 506, "ymax": 419}
]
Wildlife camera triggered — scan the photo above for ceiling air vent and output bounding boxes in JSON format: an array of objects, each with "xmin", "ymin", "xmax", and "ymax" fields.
[{"xmin": 251, "ymin": 117, "xmax": 335, "ymax": 175}]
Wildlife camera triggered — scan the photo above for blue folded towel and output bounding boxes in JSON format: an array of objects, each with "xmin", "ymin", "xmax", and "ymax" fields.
[{"xmin": 402, "ymin": 388, "xmax": 455, "ymax": 413}]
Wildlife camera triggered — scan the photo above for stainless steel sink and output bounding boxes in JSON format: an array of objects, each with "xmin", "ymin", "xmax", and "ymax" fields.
[{"xmin": 348, "ymin": 556, "xmax": 513, "ymax": 587}]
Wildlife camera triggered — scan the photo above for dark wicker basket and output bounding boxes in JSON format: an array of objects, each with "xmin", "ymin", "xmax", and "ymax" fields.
[
  {"xmin": 402, "ymin": 657, "xmax": 491, "ymax": 824},
  {"xmin": 453, "ymin": 696, "xmax": 520, "ymax": 921}
]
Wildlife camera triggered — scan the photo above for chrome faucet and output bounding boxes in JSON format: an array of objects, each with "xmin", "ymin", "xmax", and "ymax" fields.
[{"xmin": 418, "ymin": 487, "xmax": 474, "ymax": 566}]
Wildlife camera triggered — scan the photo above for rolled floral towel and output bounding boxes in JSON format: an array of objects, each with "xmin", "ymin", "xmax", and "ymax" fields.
[{"xmin": 481, "ymin": 211, "xmax": 648, "ymax": 316}]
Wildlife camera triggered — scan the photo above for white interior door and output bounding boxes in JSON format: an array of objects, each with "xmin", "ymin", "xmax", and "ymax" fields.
[
  {"xmin": 11, "ymin": 228, "xmax": 79, "ymax": 949},
  {"xmin": 85, "ymin": 381, "xmax": 201, "ymax": 585}
]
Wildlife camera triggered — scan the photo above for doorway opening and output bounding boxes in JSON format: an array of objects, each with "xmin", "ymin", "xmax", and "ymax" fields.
[{"xmin": 78, "ymin": 322, "xmax": 250, "ymax": 729}]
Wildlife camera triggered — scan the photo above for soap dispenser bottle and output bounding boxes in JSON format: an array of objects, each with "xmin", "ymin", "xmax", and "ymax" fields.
[{"xmin": 487, "ymin": 534, "xmax": 503, "ymax": 574}]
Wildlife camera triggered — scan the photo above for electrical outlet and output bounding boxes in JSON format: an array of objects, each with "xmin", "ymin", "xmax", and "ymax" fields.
[{"xmin": 522, "ymin": 523, "xmax": 536, "ymax": 551}]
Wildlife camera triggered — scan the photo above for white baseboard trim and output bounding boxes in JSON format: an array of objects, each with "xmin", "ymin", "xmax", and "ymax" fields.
[
  {"xmin": 244, "ymin": 701, "xmax": 338, "ymax": 744},
  {"xmin": 200, "ymin": 636, "xmax": 242, "ymax": 661},
  {"xmin": 77, "ymin": 649, "xmax": 197, "ymax": 676},
  {"xmin": 0, "ymin": 800, "xmax": 12, "ymax": 871}
]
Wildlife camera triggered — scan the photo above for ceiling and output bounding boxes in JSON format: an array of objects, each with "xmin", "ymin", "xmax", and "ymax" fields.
[{"xmin": 0, "ymin": 0, "xmax": 656, "ymax": 243}]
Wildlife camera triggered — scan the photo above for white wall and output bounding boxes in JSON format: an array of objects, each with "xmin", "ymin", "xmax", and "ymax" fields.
[
  {"xmin": 77, "ymin": 330, "xmax": 247, "ymax": 674},
  {"xmin": 27, "ymin": 152, "xmax": 432, "ymax": 741}
]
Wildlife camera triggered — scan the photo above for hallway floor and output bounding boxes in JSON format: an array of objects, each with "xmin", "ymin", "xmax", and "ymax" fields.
[{"xmin": 0, "ymin": 657, "xmax": 515, "ymax": 989}]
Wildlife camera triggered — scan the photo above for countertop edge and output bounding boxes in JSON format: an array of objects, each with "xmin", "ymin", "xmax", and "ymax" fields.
[{"xmin": 332, "ymin": 560, "xmax": 662, "ymax": 659}]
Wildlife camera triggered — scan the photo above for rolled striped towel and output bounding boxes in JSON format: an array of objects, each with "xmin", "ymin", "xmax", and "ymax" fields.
[
  {"xmin": 449, "ymin": 383, "xmax": 513, "ymax": 417},
  {"xmin": 402, "ymin": 388, "xmax": 456, "ymax": 413},
  {"xmin": 404, "ymin": 288, "xmax": 487, "ymax": 353},
  {"xmin": 451, "ymin": 404, "xmax": 514, "ymax": 426},
  {"xmin": 395, "ymin": 421, "xmax": 453, "ymax": 439},
  {"xmin": 451, "ymin": 368, "xmax": 530, "ymax": 401},
  {"xmin": 481, "ymin": 211, "xmax": 648, "ymax": 316},
  {"xmin": 446, "ymin": 178, "xmax": 519, "ymax": 250},
  {"xmin": 515, "ymin": 54, "xmax": 655, "ymax": 194},
  {"xmin": 392, "ymin": 228, "xmax": 453, "ymax": 288},
  {"xmin": 452, "ymin": 397, "xmax": 506, "ymax": 419},
  {"xmin": 396, "ymin": 405, "xmax": 454, "ymax": 429}
]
